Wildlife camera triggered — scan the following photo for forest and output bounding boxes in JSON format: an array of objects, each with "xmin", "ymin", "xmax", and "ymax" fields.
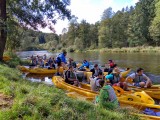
[{"xmin": 1, "ymin": 0, "xmax": 160, "ymax": 56}]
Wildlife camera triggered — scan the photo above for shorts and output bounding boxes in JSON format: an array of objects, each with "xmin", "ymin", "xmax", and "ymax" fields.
[{"xmin": 134, "ymin": 81, "xmax": 146, "ymax": 87}]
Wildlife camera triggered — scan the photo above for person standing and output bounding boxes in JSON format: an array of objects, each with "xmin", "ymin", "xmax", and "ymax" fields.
[{"xmin": 56, "ymin": 50, "xmax": 67, "ymax": 75}]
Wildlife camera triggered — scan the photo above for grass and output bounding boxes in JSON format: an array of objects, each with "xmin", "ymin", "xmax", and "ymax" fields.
[
  {"xmin": 0, "ymin": 64, "xmax": 140, "ymax": 120},
  {"xmin": 0, "ymin": 53, "xmax": 140, "ymax": 120},
  {"xmin": 86, "ymin": 46, "xmax": 160, "ymax": 53},
  {"xmin": 3, "ymin": 51, "xmax": 30, "ymax": 68}
]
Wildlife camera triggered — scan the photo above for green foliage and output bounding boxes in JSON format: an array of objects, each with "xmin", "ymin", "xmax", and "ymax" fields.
[
  {"xmin": 149, "ymin": 0, "xmax": 160, "ymax": 45},
  {"xmin": 0, "ymin": 0, "xmax": 71, "ymax": 61},
  {"xmin": 2, "ymin": 0, "xmax": 160, "ymax": 52},
  {"xmin": 0, "ymin": 64, "xmax": 139, "ymax": 120},
  {"xmin": 58, "ymin": 0, "xmax": 160, "ymax": 51},
  {"xmin": 101, "ymin": 7, "xmax": 114, "ymax": 20}
]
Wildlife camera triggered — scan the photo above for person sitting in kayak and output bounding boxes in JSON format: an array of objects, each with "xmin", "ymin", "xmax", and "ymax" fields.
[
  {"xmin": 38, "ymin": 58, "xmax": 44, "ymax": 68},
  {"xmin": 90, "ymin": 64, "xmax": 102, "ymax": 78},
  {"xmin": 78, "ymin": 60, "xmax": 89, "ymax": 71},
  {"xmin": 56, "ymin": 50, "xmax": 67, "ymax": 75},
  {"xmin": 68, "ymin": 58, "xmax": 77, "ymax": 69},
  {"xmin": 108, "ymin": 59, "xmax": 115, "ymax": 68},
  {"xmin": 124, "ymin": 68, "xmax": 152, "ymax": 88},
  {"xmin": 95, "ymin": 79, "xmax": 119, "ymax": 110},
  {"xmin": 64, "ymin": 65, "xmax": 79, "ymax": 86},
  {"xmin": 105, "ymin": 67, "xmax": 125, "ymax": 89},
  {"xmin": 90, "ymin": 71, "xmax": 104, "ymax": 92},
  {"xmin": 48, "ymin": 61, "xmax": 56, "ymax": 69}
]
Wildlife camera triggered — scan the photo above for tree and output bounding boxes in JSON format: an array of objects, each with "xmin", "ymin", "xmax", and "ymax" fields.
[
  {"xmin": 101, "ymin": 7, "xmax": 114, "ymax": 20},
  {"xmin": 127, "ymin": 0, "xmax": 156, "ymax": 46},
  {"xmin": 149, "ymin": 0, "xmax": 160, "ymax": 45},
  {"xmin": 39, "ymin": 34, "xmax": 46, "ymax": 44},
  {"xmin": 0, "ymin": 0, "xmax": 7, "ymax": 60},
  {"xmin": 0, "ymin": 0, "xmax": 71, "ymax": 61}
]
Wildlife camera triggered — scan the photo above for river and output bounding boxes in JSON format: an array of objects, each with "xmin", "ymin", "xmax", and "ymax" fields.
[{"xmin": 16, "ymin": 50, "xmax": 160, "ymax": 83}]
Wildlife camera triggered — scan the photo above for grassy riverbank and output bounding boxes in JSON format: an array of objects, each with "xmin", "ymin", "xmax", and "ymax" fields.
[
  {"xmin": 87, "ymin": 46, "xmax": 160, "ymax": 53},
  {"xmin": 68, "ymin": 46, "xmax": 160, "ymax": 53},
  {"xmin": 0, "ymin": 63, "xmax": 139, "ymax": 119}
]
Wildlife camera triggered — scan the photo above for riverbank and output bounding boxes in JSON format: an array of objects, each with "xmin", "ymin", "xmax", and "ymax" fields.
[
  {"xmin": 86, "ymin": 46, "xmax": 160, "ymax": 53},
  {"xmin": 0, "ymin": 63, "xmax": 139, "ymax": 119}
]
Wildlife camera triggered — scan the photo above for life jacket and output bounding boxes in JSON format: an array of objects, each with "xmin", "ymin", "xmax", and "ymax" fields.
[
  {"xmin": 109, "ymin": 62, "xmax": 115, "ymax": 68},
  {"xmin": 65, "ymin": 70, "xmax": 76, "ymax": 83},
  {"xmin": 91, "ymin": 68, "xmax": 102, "ymax": 77},
  {"xmin": 111, "ymin": 74, "xmax": 120, "ymax": 84},
  {"xmin": 133, "ymin": 72, "xmax": 144, "ymax": 83}
]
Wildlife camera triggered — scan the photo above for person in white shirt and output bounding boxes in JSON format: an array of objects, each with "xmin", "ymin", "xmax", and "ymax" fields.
[{"xmin": 90, "ymin": 71, "xmax": 104, "ymax": 92}]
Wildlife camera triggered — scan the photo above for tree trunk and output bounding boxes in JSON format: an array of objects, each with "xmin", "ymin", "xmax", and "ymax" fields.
[{"xmin": 0, "ymin": 0, "xmax": 7, "ymax": 61}]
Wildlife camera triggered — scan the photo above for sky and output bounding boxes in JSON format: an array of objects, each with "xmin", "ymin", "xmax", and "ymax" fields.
[{"xmin": 40, "ymin": 0, "xmax": 139, "ymax": 34}]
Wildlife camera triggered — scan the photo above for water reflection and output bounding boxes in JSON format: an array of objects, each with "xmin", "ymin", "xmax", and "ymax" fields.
[{"xmin": 23, "ymin": 73, "xmax": 54, "ymax": 85}]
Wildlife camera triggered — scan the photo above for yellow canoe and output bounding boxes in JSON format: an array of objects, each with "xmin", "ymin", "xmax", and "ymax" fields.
[
  {"xmin": 18, "ymin": 66, "xmax": 64, "ymax": 74},
  {"xmin": 52, "ymin": 76, "xmax": 98, "ymax": 98},
  {"xmin": 3, "ymin": 56, "xmax": 11, "ymax": 61},
  {"xmin": 121, "ymin": 69, "xmax": 131, "ymax": 78},
  {"xmin": 52, "ymin": 76, "xmax": 160, "ymax": 111},
  {"xmin": 65, "ymin": 87, "xmax": 160, "ymax": 110},
  {"xmin": 134, "ymin": 113, "xmax": 160, "ymax": 120},
  {"xmin": 17, "ymin": 66, "xmax": 29, "ymax": 72},
  {"xmin": 130, "ymin": 87, "xmax": 160, "ymax": 100},
  {"xmin": 125, "ymin": 82, "xmax": 160, "ymax": 100}
]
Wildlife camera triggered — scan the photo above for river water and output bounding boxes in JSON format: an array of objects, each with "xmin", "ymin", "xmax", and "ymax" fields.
[{"xmin": 16, "ymin": 50, "xmax": 160, "ymax": 84}]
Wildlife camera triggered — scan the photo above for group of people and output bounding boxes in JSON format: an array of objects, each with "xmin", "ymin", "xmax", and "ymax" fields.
[
  {"xmin": 54, "ymin": 51, "xmax": 153, "ymax": 109},
  {"xmin": 30, "ymin": 54, "xmax": 56, "ymax": 69},
  {"xmin": 29, "ymin": 51, "xmax": 71, "ymax": 72},
  {"xmin": 29, "ymin": 50, "xmax": 153, "ymax": 109},
  {"xmin": 89, "ymin": 61, "xmax": 152, "ymax": 109}
]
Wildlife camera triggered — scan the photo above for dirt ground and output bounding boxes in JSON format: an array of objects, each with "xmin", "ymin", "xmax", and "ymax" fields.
[{"xmin": 0, "ymin": 93, "xmax": 13, "ymax": 110}]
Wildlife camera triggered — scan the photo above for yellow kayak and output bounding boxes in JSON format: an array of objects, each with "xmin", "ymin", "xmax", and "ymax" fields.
[
  {"xmin": 130, "ymin": 87, "xmax": 160, "ymax": 100},
  {"xmin": 52, "ymin": 76, "xmax": 98, "ymax": 98},
  {"xmin": 121, "ymin": 69, "xmax": 131, "ymax": 78},
  {"xmin": 53, "ymin": 76, "xmax": 160, "ymax": 111},
  {"xmin": 113, "ymin": 85, "xmax": 160, "ymax": 101},
  {"xmin": 134, "ymin": 113, "xmax": 160, "ymax": 120},
  {"xmin": 3, "ymin": 56, "xmax": 11, "ymax": 61},
  {"xmin": 17, "ymin": 66, "xmax": 29, "ymax": 72},
  {"xmin": 18, "ymin": 66, "xmax": 64, "ymax": 74}
]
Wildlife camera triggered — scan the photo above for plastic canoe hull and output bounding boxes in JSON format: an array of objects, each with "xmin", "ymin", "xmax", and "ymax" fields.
[
  {"xmin": 129, "ymin": 86, "xmax": 160, "ymax": 100},
  {"xmin": 17, "ymin": 66, "xmax": 29, "ymax": 72},
  {"xmin": 121, "ymin": 69, "xmax": 131, "ymax": 78},
  {"xmin": 52, "ymin": 76, "xmax": 98, "ymax": 98},
  {"xmin": 54, "ymin": 79, "xmax": 158, "ymax": 109},
  {"xmin": 18, "ymin": 66, "xmax": 64, "ymax": 74},
  {"xmin": 134, "ymin": 113, "xmax": 160, "ymax": 120}
]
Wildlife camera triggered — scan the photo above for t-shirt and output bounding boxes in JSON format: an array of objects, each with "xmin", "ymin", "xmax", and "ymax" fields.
[
  {"xmin": 129, "ymin": 73, "xmax": 148, "ymax": 83},
  {"xmin": 90, "ymin": 77, "xmax": 101, "ymax": 91},
  {"xmin": 96, "ymin": 85, "xmax": 118, "ymax": 109}
]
